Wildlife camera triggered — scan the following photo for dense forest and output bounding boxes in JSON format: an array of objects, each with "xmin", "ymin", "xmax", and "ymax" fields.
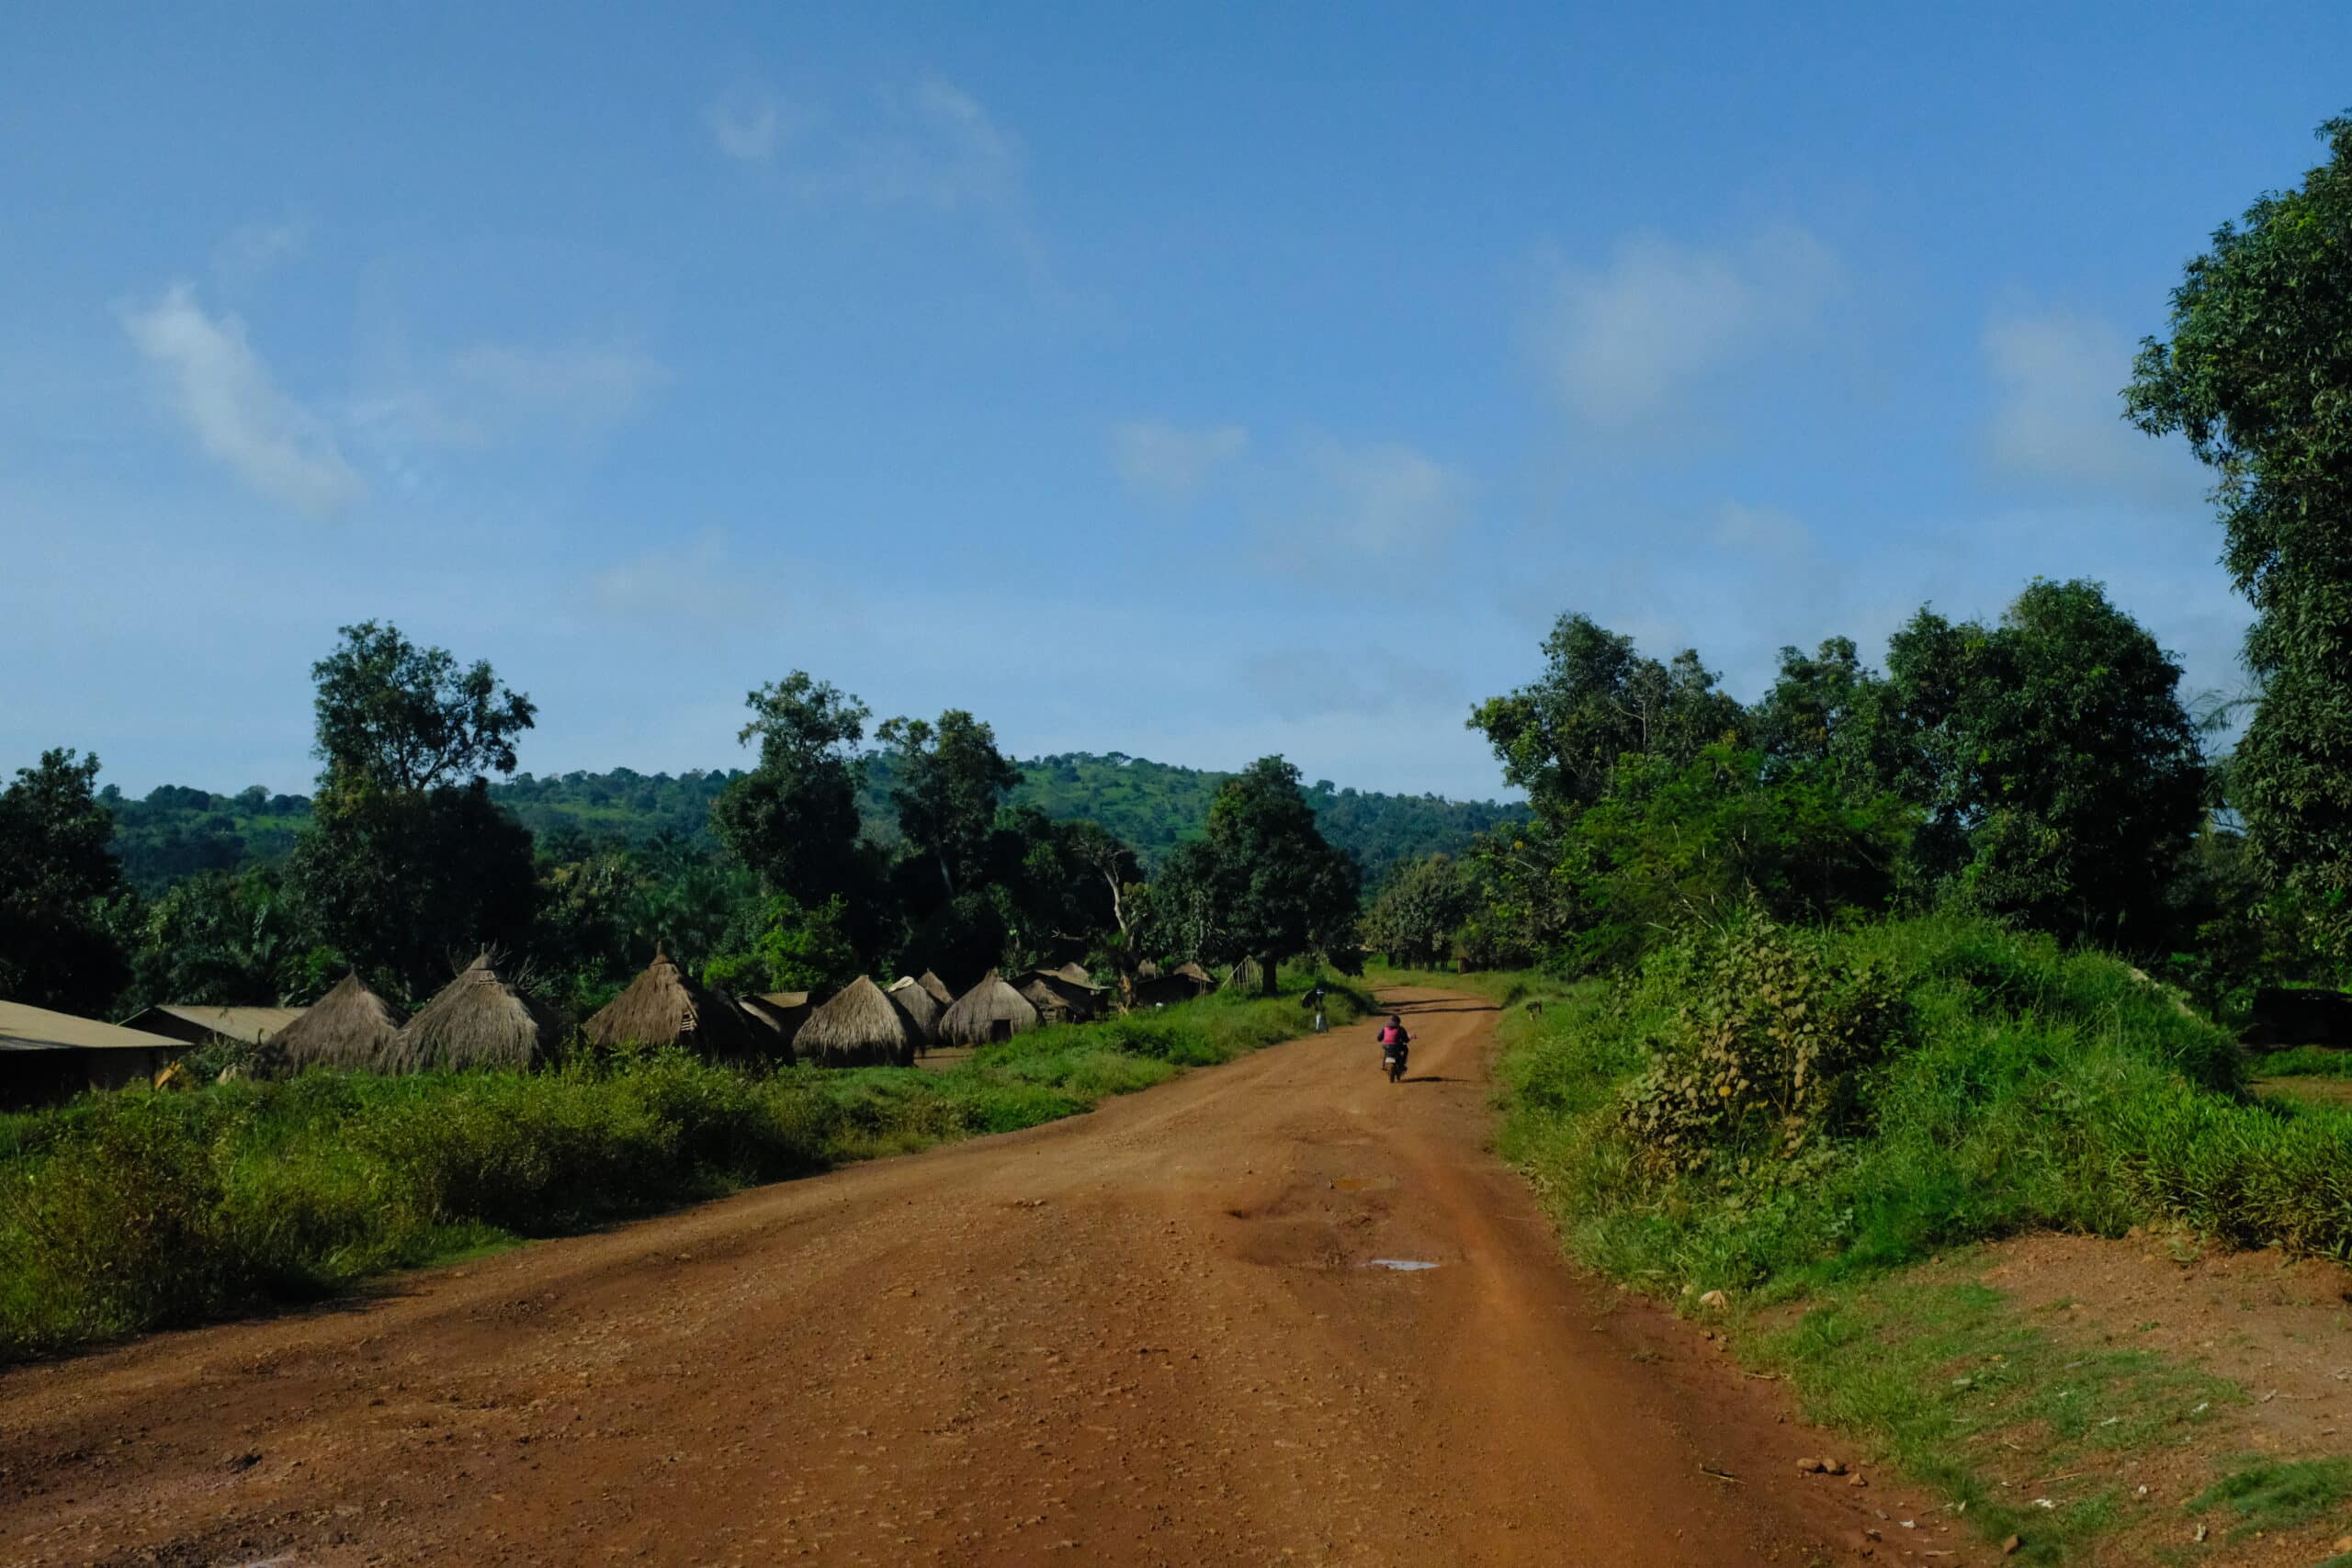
[{"xmin": 102, "ymin": 752, "xmax": 1518, "ymax": 895}]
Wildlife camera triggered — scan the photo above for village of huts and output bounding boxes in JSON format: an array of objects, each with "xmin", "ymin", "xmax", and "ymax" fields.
[{"xmin": 2, "ymin": 939, "xmax": 1271, "ymax": 1109}]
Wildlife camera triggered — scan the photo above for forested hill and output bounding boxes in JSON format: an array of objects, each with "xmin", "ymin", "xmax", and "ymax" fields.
[{"xmin": 102, "ymin": 752, "xmax": 1520, "ymax": 892}]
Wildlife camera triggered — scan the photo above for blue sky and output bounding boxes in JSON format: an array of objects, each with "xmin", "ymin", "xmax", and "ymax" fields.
[{"xmin": 4, "ymin": 4, "xmax": 2346, "ymax": 802}]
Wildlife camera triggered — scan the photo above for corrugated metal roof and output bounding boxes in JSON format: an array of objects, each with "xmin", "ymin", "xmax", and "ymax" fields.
[
  {"xmin": 123, "ymin": 1005, "xmax": 305, "ymax": 1044},
  {"xmin": 0, "ymin": 1001, "xmax": 187, "ymax": 1053}
]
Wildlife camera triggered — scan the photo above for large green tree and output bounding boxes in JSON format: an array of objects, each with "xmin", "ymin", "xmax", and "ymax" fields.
[
  {"xmin": 1469, "ymin": 613, "xmax": 1747, "ymax": 813},
  {"xmin": 1152, "ymin": 756, "xmax": 1360, "ymax": 989},
  {"xmin": 878, "ymin": 709, "xmax": 1023, "ymax": 899},
  {"xmin": 2127, "ymin": 115, "xmax": 2352, "ymax": 955},
  {"xmin": 709, "ymin": 673, "xmax": 872, "ymax": 908},
  {"xmin": 1871, "ymin": 581, "xmax": 2205, "ymax": 944},
  {"xmin": 0, "ymin": 749, "xmax": 131, "ymax": 1012},
  {"xmin": 287, "ymin": 624, "xmax": 542, "ymax": 998},
  {"xmin": 1363, "ymin": 853, "xmax": 1476, "ymax": 968}
]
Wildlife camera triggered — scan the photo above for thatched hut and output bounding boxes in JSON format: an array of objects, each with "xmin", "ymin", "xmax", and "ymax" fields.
[
  {"xmin": 884, "ymin": 977, "xmax": 942, "ymax": 1044},
  {"xmin": 1018, "ymin": 972, "xmax": 1096, "ymax": 1025},
  {"xmin": 383, "ymin": 954, "xmax": 563, "ymax": 1073},
  {"xmin": 738, "ymin": 991, "xmax": 809, "ymax": 1060},
  {"xmin": 915, "ymin": 970, "xmax": 956, "ymax": 1010},
  {"xmin": 583, "ymin": 950, "xmax": 757, "ymax": 1057},
  {"xmin": 269, "ymin": 972, "xmax": 406, "ymax": 1073},
  {"xmin": 1035, "ymin": 960, "xmax": 1106, "ymax": 995},
  {"xmin": 1172, "ymin": 961, "xmax": 1215, "ymax": 988},
  {"xmin": 793, "ymin": 976, "xmax": 919, "ymax": 1067},
  {"xmin": 939, "ymin": 971, "xmax": 1042, "ymax": 1045},
  {"xmin": 1135, "ymin": 974, "xmax": 1207, "ymax": 1009}
]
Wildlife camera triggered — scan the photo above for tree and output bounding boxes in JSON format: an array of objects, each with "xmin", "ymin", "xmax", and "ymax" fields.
[
  {"xmin": 309, "ymin": 620, "xmax": 537, "ymax": 791},
  {"xmin": 1363, "ymin": 854, "xmax": 1475, "ymax": 968},
  {"xmin": 1750, "ymin": 637, "xmax": 1896, "ymax": 783},
  {"xmin": 2127, "ymin": 115, "xmax": 2352, "ymax": 956},
  {"xmin": 1469, "ymin": 613, "xmax": 1747, "ymax": 813},
  {"xmin": 703, "ymin": 893, "xmax": 862, "ymax": 995},
  {"xmin": 1872, "ymin": 581, "xmax": 2205, "ymax": 944},
  {"xmin": 290, "ymin": 782, "xmax": 540, "ymax": 1000},
  {"xmin": 288, "ymin": 625, "xmax": 542, "ymax": 998},
  {"xmin": 128, "ymin": 866, "xmax": 315, "ymax": 1008},
  {"xmin": 709, "ymin": 673, "xmax": 872, "ymax": 907},
  {"xmin": 1551, "ymin": 745, "xmax": 1915, "ymax": 971},
  {"xmin": 0, "ymin": 749, "xmax": 131, "ymax": 1012},
  {"xmin": 1152, "ymin": 756, "xmax": 1360, "ymax": 989},
  {"xmin": 878, "ymin": 710, "xmax": 1022, "ymax": 899}
]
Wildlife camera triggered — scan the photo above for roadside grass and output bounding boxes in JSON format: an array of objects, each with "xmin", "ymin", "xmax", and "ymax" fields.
[
  {"xmin": 0, "ymin": 975, "xmax": 1359, "ymax": 1364},
  {"xmin": 2252, "ymin": 1044, "xmax": 2352, "ymax": 1077},
  {"xmin": 1493, "ymin": 911, "xmax": 2352, "ymax": 1560},
  {"xmin": 1757, "ymin": 1262, "xmax": 2239, "ymax": 1562},
  {"xmin": 2188, "ymin": 1457, "xmax": 2352, "ymax": 1539}
]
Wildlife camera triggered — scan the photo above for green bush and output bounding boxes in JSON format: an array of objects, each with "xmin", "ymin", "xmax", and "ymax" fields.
[
  {"xmin": 1500, "ymin": 914, "xmax": 2287, "ymax": 1299},
  {"xmin": 1618, "ymin": 920, "xmax": 1901, "ymax": 1172}
]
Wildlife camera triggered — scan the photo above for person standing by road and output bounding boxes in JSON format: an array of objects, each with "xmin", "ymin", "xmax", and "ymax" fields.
[{"xmin": 1306, "ymin": 981, "xmax": 1328, "ymax": 1032}]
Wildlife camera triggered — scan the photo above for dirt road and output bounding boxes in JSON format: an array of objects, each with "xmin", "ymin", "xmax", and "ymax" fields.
[{"xmin": 2, "ymin": 990, "xmax": 1971, "ymax": 1564}]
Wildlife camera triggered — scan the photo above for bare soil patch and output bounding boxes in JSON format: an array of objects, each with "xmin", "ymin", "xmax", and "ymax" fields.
[{"xmin": 1966, "ymin": 1231, "xmax": 2352, "ymax": 1563}]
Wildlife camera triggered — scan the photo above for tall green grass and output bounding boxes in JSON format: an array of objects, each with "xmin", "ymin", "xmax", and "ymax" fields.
[
  {"xmin": 0, "ymin": 976, "xmax": 1360, "ymax": 1362},
  {"xmin": 1496, "ymin": 912, "xmax": 2337, "ymax": 1301}
]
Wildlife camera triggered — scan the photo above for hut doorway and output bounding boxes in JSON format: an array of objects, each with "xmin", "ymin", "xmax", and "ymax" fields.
[{"xmin": 989, "ymin": 1020, "xmax": 1013, "ymax": 1043}]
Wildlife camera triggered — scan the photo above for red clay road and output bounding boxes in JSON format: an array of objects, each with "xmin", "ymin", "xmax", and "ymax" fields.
[{"xmin": 1, "ymin": 989, "xmax": 1977, "ymax": 1565}]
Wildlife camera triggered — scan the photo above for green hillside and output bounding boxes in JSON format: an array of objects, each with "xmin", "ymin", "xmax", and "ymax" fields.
[{"xmin": 103, "ymin": 753, "xmax": 1519, "ymax": 892}]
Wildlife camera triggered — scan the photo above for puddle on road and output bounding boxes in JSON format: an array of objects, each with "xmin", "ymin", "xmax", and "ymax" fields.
[{"xmin": 1364, "ymin": 1258, "xmax": 1440, "ymax": 1271}]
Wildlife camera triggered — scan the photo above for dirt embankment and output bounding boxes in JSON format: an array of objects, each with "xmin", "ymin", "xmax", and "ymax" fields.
[{"xmin": 1, "ymin": 991, "xmax": 1973, "ymax": 1565}]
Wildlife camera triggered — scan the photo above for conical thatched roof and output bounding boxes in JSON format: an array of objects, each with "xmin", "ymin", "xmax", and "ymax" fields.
[
  {"xmin": 383, "ymin": 955, "xmax": 562, "ymax": 1074},
  {"xmin": 1172, "ymin": 961, "xmax": 1215, "ymax": 987},
  {"xmin": 582, "ymin": 950, "xmax": 756, "ymax": 1056},
  {"xmin": 269, "ymin": 972, "xmax": 406, "ymax": 1073},
  {"xmin": 938, "ymin": 971, "xmax": 1042, "ymax": 1046},
  {"xmin": 1037, "ymin": 960, "xmax": 1105, "ymax": 992},
  {"xmin": 793, "ymin": 976, "xmax": 918, "ymax": 1067},
  {"xmin": 885, "ymin": 976, "xmax": 942, "ymax": 1043},
  {"xmin": 1019, "ymin": 972, "xmax": 1097, "ymax": 1024},
  {"xmin": 915, "ymin": 969, "xmax": 955, "ymax": 1009},
  {"xmin": 738, "ymin": 992, "xmax": 808, "ymax": 1061}
]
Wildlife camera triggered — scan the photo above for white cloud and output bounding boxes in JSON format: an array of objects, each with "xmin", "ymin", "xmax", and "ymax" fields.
[
  {"xmin": 714, "ymin": 74, "xmax": 1044, "ymax": 268},
  {"xmin": 212, "ymin": 217, "xmax": 307, "ymax": 287},
  {"xmin": 1532, "ymin": 224, "xmax": 1841, "ymax": 425},
  {"xmin": 587, "ymin": 533, "xmax": 759, "ymax": 625},
  {"xmin": 119, "ymin": 283, "xmax": 364, "ymax": 518},
  {"xmin": 705, "ymin": 88, "xmax": 793, "ymax": 164},
  {"xmin": 1306, "ymin": 439, "xmax": 1469, "ymax": 557},
  {"xmin": 346, "ymin": 389, "xmax": 490, "ymax": 453},
  {"xmin": 1984, "ymin": 310, "xmax": 2199, "ymax": 506},
  {"xmin": 1111, "ymin": 421, "xmax": 1249, "ymax": 501},
  {"xmin": 453, "ymin": 343, "xmax": 667, "ymax": 430},
  {"xmin": 888, "ymin": 77, "xmax": 1023, "ymax": 213}
]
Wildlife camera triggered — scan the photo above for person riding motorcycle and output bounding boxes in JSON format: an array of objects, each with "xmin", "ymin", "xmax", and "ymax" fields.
[{"xmin": 1376, "ymin": 1014, "xmax": 1410, "ymax": 1077}]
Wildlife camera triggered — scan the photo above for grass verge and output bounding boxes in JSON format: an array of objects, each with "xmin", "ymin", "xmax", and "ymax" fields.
[
  {"xmin": 1494, "ymin": 911, "xmax": 2352, "ymax": 1561},
  {"xmin": 0, "ymin": 974, "xmax": 1359, "ymax": 1364}
]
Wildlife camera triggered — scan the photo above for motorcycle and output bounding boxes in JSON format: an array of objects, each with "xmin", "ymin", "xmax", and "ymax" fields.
[{"xmin": 1383, "ymin": 1042, "xmax": 1408, "ymax": 1083}]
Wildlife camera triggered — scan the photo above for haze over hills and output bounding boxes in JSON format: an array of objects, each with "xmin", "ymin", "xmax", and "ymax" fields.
[{"xmin": 102, "ymin": 751, "xmax": 1521, "ymax": 895}]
